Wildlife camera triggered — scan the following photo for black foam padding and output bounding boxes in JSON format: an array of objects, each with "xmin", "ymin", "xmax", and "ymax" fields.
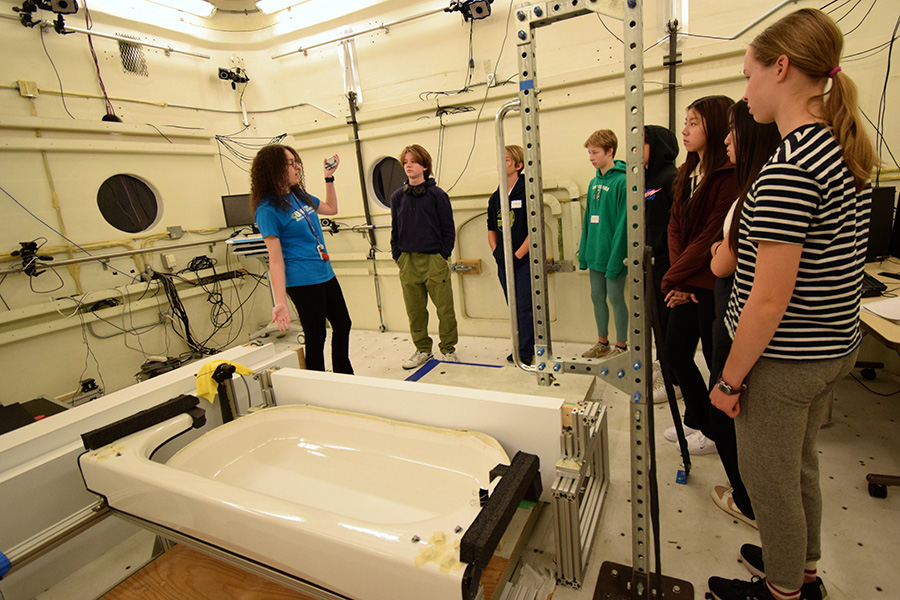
[
  {"xmin": 460, "ymin": 451, "xmax": 541, "ymax": 570},
  {"xmin": 81, "ymin": 394, "xmax": 201, "ymax": 451}
]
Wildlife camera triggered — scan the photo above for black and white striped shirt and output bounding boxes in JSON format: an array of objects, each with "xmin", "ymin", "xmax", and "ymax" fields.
[{"xmin": 725, "ymin": 123, "xmax": 871, "ymax": 360}]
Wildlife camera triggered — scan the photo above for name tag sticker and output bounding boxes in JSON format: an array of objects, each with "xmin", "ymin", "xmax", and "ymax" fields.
[
  {"xmin": 590, "ymin": 215, "xmax": 600, "ymax": 224},
  {"xmin": 511, "ymin": 200, "xmax": 522, "ymax": 209}
]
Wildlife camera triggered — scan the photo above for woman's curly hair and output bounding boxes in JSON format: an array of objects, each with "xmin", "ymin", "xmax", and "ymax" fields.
[{"xmin": 250, "ymin": 144, "xmax": 312, "ymax": 213}]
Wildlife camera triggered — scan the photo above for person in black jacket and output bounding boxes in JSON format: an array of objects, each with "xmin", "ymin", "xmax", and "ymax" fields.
[
  {"xmin": 644, "ymin": 125, "xmax": 679, "ymax": 402},
  {"xmin": 487, "ymin": 145, "xmax": 533, "ymax": 365},
  {"xmin": 391, "ymin": 144, "xmax": 459, "ymax": 369}
]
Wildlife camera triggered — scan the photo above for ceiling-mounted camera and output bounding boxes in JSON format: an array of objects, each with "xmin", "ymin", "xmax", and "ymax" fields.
[
  {"xmin": 13, "ymin": 0, "xmax": 78, "ymax": 31},
  {"xmin": 218, "ymin": 67, "xmax": 250, "ymax": 90},
  {"xmin": 446, "ymin": 0, "xmax": 492, "ymax": 22}
]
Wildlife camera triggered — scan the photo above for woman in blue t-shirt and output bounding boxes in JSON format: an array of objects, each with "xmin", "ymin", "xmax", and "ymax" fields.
[{"xmin": 250, "ymin": 144, "xmax": 353, "ymax": 374}]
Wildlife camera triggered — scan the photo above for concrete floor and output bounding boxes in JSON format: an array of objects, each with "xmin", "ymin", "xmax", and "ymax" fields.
[{"xmin": 39, "ymin": 329, "xmax": 900, "ymax": 600}]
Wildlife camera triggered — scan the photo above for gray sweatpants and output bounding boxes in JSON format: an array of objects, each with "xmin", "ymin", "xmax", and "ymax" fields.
[{"xmin": 735, "ymin": 350, "xmax": 857, "ymax": 591}]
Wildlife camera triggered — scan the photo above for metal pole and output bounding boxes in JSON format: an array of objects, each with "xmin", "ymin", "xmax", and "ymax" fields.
[
  {"xmin": 516, "ymin": 28, "xmax": 553, "ymax": 386},
  {"xmin": 1, "ymin": 501, "xmax": 110, "ymax": 577},
  {"xmin": 495, "ymin": 100, "xmax": 535, "ymax": 372},
  {"xmin": 666, "ymin": 19, "xmax": 680, "ymax": 134},
  {"xmin": 623, "ymin": 0, "xmax": 653, "ymax": 594},
  {"xmin": 0, "ymin": 236, "xmax": 232, "ymax": 274},
  {"xmin": 62, "ymin": 25, "xmax": 211, "ymax": 59}
]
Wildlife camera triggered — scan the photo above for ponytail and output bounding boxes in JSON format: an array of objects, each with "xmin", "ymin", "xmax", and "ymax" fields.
[
  {"xmin": 825, "ymin": 70, "xmax": 877, "ymax": 192},
  {"xmin": 751, "ymin": 8, "xmax": 876, "ymax": 191}
]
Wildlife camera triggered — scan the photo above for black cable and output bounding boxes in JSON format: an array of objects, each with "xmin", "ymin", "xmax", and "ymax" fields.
[
  {"xmin": 833, "ymin": 0, "xmax": 864, "ymax": 23},
  {"xmin": 841, "ymin": 0, "xmax": 877, "ymax": 36},
  {"xmin": 875, "ymin": 12, "xmax": 900, "ymax": 186},
  {"xmin": 597, "ymin": 13, "xmax": 623, "ymax": 44},
  {"xmin": 83, "ymin": 0, "xmax": 116, "ymax": 118},
  {"xmin": 39, "ymin": 26, "xmax": 75, "ymax": 119},
  {"xmin": 144, "ymin": 122, "xmax": 173, "ymax": 143},
  {"xmin": 443, "ymin": 0, "xmax": 514, "ymax": 193},
  {"xmin": 850, "ymin": 371, "xmax": 900, "ymax": 396},
  {"xmin": 0, "ymin": 272, "xmax": 11, "ymax": 310}
]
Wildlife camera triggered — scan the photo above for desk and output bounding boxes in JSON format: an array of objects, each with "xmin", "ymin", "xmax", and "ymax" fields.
[
  {"xmin": 858, "ymin": 260, "xmax": 900, "ymax": 497},
  {"xmin": 860, "ymin": 261, "xmax": 900, "ymax": 349}
]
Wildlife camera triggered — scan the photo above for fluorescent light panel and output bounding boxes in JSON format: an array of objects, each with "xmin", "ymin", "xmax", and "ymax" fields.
[{"xmin": 147, "ymin": 0, "xmax": 217, "ymax": 18}]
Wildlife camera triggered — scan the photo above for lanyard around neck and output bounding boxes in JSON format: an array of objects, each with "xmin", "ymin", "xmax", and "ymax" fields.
[{"xmin": 291, "ymin": 193, "xmax": 323, "ymax": 246}]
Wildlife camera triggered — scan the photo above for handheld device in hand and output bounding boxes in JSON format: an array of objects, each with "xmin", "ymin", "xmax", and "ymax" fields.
[{"xmin": 324, "ymin": 157, "xmax": 337, "ymax": 170}]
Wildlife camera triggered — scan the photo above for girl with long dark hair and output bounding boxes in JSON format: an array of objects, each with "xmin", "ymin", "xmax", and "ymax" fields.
[
  {"xmin": 661, "ymin": 95, "xmax": 736, "ymax": 455},
  {"xmin": 250, "ymin": 144, "xmax": 353, "ymax": 374}
]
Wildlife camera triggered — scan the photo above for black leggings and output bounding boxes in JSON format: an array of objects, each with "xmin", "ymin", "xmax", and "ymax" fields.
[
  {"xmin": 707, "ymin": 275, "xmax": 754, "ymax": 519},
  {"xmin": 286, "ymin": 276, "xmax": 353, "ymax": 374},
  {"xmin": 664, "ymin": 287, "xmax": 715, "ymax": 432}
]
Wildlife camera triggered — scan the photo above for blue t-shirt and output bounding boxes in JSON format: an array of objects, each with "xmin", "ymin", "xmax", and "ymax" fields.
[{"xmin": 255, "ymin": 193, "xmax": 334, "ymax": 288}]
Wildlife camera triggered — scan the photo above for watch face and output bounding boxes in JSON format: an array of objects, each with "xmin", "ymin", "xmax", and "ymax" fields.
[{"xmin": 717, "ymin": 380, "xmax": 733, "ymax": 395}]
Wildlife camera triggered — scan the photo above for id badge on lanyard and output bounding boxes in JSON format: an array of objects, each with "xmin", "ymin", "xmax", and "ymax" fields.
[{"xmin": 294, "ymin": 194, "xmax": 329, "ymax": 262}]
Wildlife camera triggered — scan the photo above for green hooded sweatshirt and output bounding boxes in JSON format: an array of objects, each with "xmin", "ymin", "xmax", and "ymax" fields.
[{"xmin": 578, "ymin": 159, "xmax": 628, "ymax": 278}]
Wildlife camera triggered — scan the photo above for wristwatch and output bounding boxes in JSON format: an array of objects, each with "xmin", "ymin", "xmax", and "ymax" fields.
[{"xmin": 716, "ymin": 372, "xmax": 746, "ymax": 395}]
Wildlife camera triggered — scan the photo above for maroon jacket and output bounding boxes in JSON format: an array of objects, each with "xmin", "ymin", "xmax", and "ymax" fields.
[{"xmin": 662, "ymin": 162, "xmax": 736, "ymax": 294}]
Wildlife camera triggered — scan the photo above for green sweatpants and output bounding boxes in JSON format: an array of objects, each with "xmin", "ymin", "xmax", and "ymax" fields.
[{"xmin": 397, "ymin": 252, "xmax": 458, "ymax": 355}]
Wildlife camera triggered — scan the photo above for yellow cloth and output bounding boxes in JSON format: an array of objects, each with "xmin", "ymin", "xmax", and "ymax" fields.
[{"xmin": 195, "ymin": 360, "xmax": 254, "ymax": 403}]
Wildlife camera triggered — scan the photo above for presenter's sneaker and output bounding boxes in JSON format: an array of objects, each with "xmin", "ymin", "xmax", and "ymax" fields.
[
  {"xmin": 664, "ymin": 424, "xmax": 697, "ymax": 442},
  {"xmin": 402, "ymin": 351, "xmax": 433, "ymax": 370},
  {"xmin": 738, "ymin": 544, "xmax": 829, "ymax": 600},
  {"xmin": 711, "ymin": 486, "xmax": 757, "ymax": 529},
  {"xmin": 686, "ymin": 431, "xmax": 717, "ymax": 455},
  {"xmin": 442, "ymin": 352, "xmax": 459, "ymax": 362}
]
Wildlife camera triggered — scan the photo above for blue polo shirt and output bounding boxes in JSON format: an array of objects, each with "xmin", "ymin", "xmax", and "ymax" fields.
[{"xmin": 255, "ymin": 193, "xmax": 334, "ymax": 287}]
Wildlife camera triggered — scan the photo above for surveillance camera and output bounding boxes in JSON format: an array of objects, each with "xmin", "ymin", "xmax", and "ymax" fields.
[
  {"xmin": 50, "ymin": 0, "xmax": 78, "ymax": 13},
  {"xmin": 218, "ymin": 67, "xmax": 231, "ymax": 80}
]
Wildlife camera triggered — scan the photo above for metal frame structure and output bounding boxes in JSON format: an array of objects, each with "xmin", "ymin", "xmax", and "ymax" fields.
[
  {"xmin": 497, "ymin": 1, "xmax": 687, "ymax": 596},
  {"xmin": 551, "ymin": 401, "xmax": 609, "ymax": 587}
]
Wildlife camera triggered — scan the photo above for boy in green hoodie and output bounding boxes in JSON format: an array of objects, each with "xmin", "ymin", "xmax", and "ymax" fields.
[{"xmin": 579, "ymin": 129, "xmax": 628, "ymax": 358}]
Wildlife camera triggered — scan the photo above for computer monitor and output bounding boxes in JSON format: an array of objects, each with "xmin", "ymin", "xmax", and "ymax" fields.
[
  {"xmin": 867, "ymin": 186, "xmax": 895, "ymax": 262},
  {"xmin": 221, "ymin": 193, "xmax": 257, "ymax": 232}
]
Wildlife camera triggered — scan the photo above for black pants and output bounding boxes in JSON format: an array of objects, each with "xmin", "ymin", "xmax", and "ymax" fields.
[
  {"xmin": 497, "ymin": 259, "xmax": 535, "ymax": 360},
  {"xmin": 706, "ymin": 275, "xmax": 754, "ymax": 519},
  {"xmin": 286, "ymin": 276, "xmax": 353, "ymax": 374},
  {"xmin": 664, "ymin": 287, "xmax": 715, "ymax": 432},
  {"xmin": 651, "ymin": 254, "xmax": 672, "ymax": 379}
]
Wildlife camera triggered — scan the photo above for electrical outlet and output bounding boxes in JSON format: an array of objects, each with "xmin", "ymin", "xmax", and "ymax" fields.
[{"xmin": 162, "ymin": 254, "xmax": 177, "ymax": 270}]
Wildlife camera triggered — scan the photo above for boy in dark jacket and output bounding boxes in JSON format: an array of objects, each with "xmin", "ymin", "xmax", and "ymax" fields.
[{"xmin": 391, "ymin": 144, "xmax": 458, "ymax": 369}]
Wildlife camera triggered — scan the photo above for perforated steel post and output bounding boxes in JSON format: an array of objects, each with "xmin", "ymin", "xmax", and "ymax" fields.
[
  {"xmin": 515, "ymin": 22, "xmax": 552, "ymax": 386},
  {"xmin": 622, "ymin": 0, "xmax": 653, "ymax": 593}
]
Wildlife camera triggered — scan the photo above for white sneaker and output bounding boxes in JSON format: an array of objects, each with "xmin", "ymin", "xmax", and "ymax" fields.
[
  {"xmin": 651, "ymin": 361, "xmax": 682, "ymax": 403},
  {"xmin": 664, "ymin": 424, "xmax": 696, "ymax": 442},
  {"xmin": 711, "ymin": 485, "xmax": 757, "ymax": 529},
  {"xmin": 442, "ymin": 352, "xmax": 459, "ymax": 363},
  {"xmin": 686, "ymin": 431, "xmax": 717, "ymax": 455},
  {"xmin": 402, "ymin": 351, "xmax": 433, "ymax": 370}
]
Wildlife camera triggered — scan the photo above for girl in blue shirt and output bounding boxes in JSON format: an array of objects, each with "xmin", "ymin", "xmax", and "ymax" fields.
[{"xmin": 250, "ymin": 144, "xmax": 353, "ymax": 374}]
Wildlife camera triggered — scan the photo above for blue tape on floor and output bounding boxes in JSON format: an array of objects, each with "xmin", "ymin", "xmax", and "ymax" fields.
[{"xmin": 405, "ymin": 359, "xmax": 503, "ymax": 382}]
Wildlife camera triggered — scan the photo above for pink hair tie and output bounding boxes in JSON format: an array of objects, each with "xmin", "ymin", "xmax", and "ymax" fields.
[{"xmin": 828, "ymin": 66, "xmax": 842, "ymax": 79}]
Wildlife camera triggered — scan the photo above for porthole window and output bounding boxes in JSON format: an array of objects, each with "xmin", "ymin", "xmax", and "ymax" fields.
[
  {"xmin": 370, "ymin": 156, "xmax": 405, "ymax": 209},
  {"xmin": 97, "ymin": 174, "xmax": 158, "ymax": 233}
]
